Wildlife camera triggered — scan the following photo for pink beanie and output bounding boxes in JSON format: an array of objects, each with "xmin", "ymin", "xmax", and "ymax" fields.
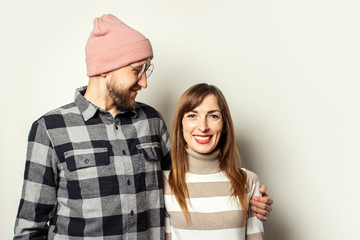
[{"xmin": 85, "ymin": 14, "xmax": 153, "ymax": 76}]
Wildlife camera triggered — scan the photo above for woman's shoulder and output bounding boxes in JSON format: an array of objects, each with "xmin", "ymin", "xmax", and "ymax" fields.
[
  {"xmin": 162, "ymin": 170, "xmax": 171, "ymax": 180},
  {"xmin": 241, "ymin": 168, "xmax": 260, "ymax": 185},
  {"xmin": 162, "ymin": 170, "xmax": 172, "ymax": 195}
]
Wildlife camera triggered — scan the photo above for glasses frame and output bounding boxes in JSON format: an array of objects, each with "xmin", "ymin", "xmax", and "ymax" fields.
[{"xmin": 129, "ymin": 63, "xmax": 154, "ymax": 79}]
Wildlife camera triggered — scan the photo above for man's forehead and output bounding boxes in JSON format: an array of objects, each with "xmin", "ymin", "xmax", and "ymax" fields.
[{"xmin": 130, "ymin": 58, "xmax": 151, "ymax": 67}]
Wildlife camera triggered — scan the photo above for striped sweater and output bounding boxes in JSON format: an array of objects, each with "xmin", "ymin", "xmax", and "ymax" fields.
[{"xmin": 163, "ymin": 149, "xmax": 264, "ymax": 240}]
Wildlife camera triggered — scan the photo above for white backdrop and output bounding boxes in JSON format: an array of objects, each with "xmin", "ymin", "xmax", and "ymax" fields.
[{"xmin": 1, "ymin": 1, "xmax": 359, "ymax": 239}]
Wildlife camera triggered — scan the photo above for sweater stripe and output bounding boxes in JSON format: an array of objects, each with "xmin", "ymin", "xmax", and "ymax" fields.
[
  {"xmin": 166, "ymin": 210, "xmax": 246, "ymax": 230},
  {"xmin": 169, "ymin": 227, "xmax": 246, "ymax": 239},
  {"xmin": 163, "ymin": 168, "xmax": 264, "ymax": 240},
  {"xmin": 165, "ymin": 195, "xmax": 245, "ymax": 212}
]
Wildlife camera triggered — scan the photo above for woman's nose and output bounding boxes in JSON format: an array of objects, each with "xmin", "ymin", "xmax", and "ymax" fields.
[{"xmin": 198, "ymin": 118, "xmax": 209, "ymax": 132}]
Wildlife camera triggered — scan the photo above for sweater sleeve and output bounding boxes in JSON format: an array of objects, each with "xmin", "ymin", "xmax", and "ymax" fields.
[
  {"xmin": 162, "ymin": 171, "xmax": 172, "ymax": 240},
  {"xmin": 165, "ymin": 208, "xmax": 172, "ymax": 240},
  {"xmin": 14, "ymin": 120, "xmax": 58, "ymax": 240},
  {"xmin": 245, "ymin": 170, "xmax": 265, "ymax": 240}
]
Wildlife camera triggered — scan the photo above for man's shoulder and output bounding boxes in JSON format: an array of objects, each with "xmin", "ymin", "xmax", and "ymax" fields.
[
  {"xmin": 33, "ymin": 102, "xmax": 80, "ymax": 127},
  {"xmin": 135, "ymin": 102, "xmax": 162, "ymax": 119},
  {"xmin": 40, "ymin": 102, "xmax": 78, "ymax": 118}
]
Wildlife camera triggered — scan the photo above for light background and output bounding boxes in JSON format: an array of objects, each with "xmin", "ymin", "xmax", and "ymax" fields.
[{"xmin": 1, "ymin": 1, "xmax": 359, "ymax": 239}]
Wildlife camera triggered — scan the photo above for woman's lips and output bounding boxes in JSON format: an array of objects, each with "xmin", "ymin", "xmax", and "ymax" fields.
[{"xmin": 193, "ymin": 135, "xmax": 212, "ymax": 144}]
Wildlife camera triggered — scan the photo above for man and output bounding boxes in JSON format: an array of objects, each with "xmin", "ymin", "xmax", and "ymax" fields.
[{"xmin": 14, "ymin": 14, "xmax": 272, "ymax": 239}]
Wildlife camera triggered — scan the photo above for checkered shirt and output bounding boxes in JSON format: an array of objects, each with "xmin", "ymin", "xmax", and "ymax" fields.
[{"xmin": 14, "ymin": 86, "xmax": 172, "ymax": 240}]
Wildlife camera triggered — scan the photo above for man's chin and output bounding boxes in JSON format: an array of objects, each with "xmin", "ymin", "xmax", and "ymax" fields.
[
  {"xmin": 122, "ymin": 98, "xmax": 136, "ymax": 110},
  {"xmin": 129, "ymin": 100, "xmax": 136, "ymax": 108}
]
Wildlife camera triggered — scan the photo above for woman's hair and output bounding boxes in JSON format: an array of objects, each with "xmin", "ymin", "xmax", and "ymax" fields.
[{"xmin": 168, "ymin": 83, "xmax": 248, "ymax": 220}]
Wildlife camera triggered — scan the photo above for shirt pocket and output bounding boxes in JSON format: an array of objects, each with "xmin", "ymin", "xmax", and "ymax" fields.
[
  {"xmin": 62, "ymin": 148, "xmax": 114, "ymax": 199},
  {"xmin": 136, "ymin": 142, "xmax": 162, "ymax": 191},
  {"xmin": 64, "ymin": 148, "xmax": 109, "ymax": 171},
  {"xmin": 136, "ymin": 142, "xmax": 162, "ymax": 161}
]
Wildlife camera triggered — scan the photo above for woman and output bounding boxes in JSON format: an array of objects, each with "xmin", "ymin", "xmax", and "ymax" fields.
[{"xmin": 163, "ymin": 83, "xmax": 264, "ymax": 239}]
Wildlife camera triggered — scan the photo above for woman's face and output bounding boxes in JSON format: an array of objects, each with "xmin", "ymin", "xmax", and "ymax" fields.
[{"xmin": 182, "ymin": 94, "xmax": 223, "ymax": 154}]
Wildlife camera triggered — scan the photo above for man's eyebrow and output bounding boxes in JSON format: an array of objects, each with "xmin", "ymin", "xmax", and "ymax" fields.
[
  {"xmin": 132, "ymin": 64, "xmax": 143, "ymax": 68},
  {"xmin": 131, "ymin": 62, "xmax": 146, "ymax": 68}
]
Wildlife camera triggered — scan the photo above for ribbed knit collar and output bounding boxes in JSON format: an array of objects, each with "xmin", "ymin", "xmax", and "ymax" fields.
[{"xmin": 187, "ymin": 148, "xmax": 221, "ymax": 174}]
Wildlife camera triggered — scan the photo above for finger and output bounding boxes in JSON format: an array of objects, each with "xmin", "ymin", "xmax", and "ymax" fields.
[
  {"xmin": 259, "ymin": 185, "xmax": 267, "ymax": 194},
  {"xmin": 251, "ymin": 196, "xmax": 274, "ymax": 205},
  {"xmin": 256, "ymin": 213, "xmax": 268, "ymax": 222},
  {"xmin": 250, "ymin": 200, "xmax": 272, "ymax": 212},
  {"xmin": 250, "ymin": 205, "xmax": 271, "ymax": 219}
]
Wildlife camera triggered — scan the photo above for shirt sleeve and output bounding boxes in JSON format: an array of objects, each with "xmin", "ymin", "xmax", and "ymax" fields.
[
  {"xmin": 14, "ymin": 119, "xmax": 58, "ymax": 239},
  {"xmin": 158, "ymin": 113, "xmax": 172, "ymax": 170},
  {"xmin": 246, "ymin": 171, "xmax": 265, "ymax": 240}
]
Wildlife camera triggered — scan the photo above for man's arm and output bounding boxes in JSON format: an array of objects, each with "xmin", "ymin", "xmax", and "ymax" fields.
[
  {"xmin": 158, "ymin": 113, "xmax": 172, "ymax": 170},
  {"xmin": 250, "ymin": 185, "xmax": 273, "ymax": 221},
  {"xmin": 14, "ymin": 120, "xmax": 58, "ymax": 239}
]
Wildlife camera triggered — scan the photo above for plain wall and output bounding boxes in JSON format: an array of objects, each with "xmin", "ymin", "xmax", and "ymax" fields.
[{"xmin": 1, "ymin": 1, "xmax": 359, "ymax": 239}]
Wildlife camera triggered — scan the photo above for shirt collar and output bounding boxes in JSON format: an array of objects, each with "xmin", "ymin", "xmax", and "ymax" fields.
[
  {"xmin": 74, "ymin": 86, "xmax": 138, "ymax": 121},
  {"xmin": 74, "ymin": 86, "xmax": 99, "ymax": 121},
  {"xmin": 118, "ymin": 108, "xmax": 138, "ymax": 118}
]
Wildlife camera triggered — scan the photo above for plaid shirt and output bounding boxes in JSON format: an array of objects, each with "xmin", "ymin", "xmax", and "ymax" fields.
[{"xmin": 14, "ymin": 86, "xmax": 171, "ymax": 240}]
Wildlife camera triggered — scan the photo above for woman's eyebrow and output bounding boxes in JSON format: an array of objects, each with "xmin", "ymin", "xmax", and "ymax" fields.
[
  {"xmin": 189, "ymin": 110, "xmax": 220, "ymax": 113},
  {"xmin": 208, "ymin": 110, "xmax": 221, "ymax": 113}
]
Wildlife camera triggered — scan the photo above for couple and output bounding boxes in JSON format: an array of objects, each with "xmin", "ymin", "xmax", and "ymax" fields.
[{"xmin": 14, "ymin": 14, "xmax": 272, "ymax": 239}]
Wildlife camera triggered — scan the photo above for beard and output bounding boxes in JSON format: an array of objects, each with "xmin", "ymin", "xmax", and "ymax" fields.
[{"xmin": 106, "ymin": 81, "xmax": 136, "ymax": 110}]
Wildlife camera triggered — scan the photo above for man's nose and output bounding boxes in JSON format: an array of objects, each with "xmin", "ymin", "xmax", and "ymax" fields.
[{"xmin": 138, "ymin": 73, "xmax": 147, "ymax": 89}]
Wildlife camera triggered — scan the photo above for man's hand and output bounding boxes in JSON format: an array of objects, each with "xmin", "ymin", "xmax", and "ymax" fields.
[{"xmin": 250, "ymin": 185, "xmax": 273, "ymax": 221}]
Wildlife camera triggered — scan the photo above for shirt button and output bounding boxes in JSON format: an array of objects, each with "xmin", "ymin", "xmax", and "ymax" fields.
[
  {"xmin": 127, "ymin": 179, "xmax": 131, "ymax": 185},
  {"xmin": 122, "ymin": 150, "xmax": 126, "ymax": 155},
  {"xmin": 130, "ymin": 210, "xmax": 134, "ymax": 216},
  {"xmin": 84, "ymin": 159, "xmax": 89, "ymax": 164}
]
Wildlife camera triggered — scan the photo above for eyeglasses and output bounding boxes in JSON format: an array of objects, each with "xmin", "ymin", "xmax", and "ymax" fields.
[{"xmin": 129, "ymin": 63, "xmax": 154, "ymax": 79}]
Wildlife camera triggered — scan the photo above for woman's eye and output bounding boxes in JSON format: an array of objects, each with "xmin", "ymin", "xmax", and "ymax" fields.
[
  {"xmin": 209, "ymin": 114, "xmax": 220, "ymax": 119},
  {"xmin": 186, "ymin": 114, "xmax": 196, "ymax": 118}
]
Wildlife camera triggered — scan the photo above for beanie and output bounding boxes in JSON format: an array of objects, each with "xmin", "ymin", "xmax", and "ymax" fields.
[{"xmin": 85, "ymin": 14, "xmax": 153, "ymax": 77}]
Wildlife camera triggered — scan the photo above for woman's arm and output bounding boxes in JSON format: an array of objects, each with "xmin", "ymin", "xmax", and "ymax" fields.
[
  {"xmin": 250, "ymin": 185, "xmax": 273, "ymax": 221},
  {"xmin": 247, "ymin": 172, "xmax": 265, "ymax": 240}
]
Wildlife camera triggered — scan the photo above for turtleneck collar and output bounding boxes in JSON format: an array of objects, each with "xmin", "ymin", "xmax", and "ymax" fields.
[{"xmin": 187, "ymin": 148, "xmax": 221, "ymax": 174}]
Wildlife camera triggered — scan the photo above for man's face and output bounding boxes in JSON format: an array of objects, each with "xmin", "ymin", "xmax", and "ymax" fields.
[{"xmin": 106, "ymin": 58, "xmax": 150, "ymax": 110}]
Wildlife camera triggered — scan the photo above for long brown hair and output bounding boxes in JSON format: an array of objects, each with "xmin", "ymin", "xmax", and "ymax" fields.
[{"xmin": 168, "ymin": 83, "xmax": 248, "ymax": 220}]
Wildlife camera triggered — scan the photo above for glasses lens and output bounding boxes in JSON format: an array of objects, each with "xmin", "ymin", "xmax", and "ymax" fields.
[
  {"xmin": 146, "ymin": 64, "xmax": 154, "ymax": 78},
  {"xmin": 138, "ymin": 64, "xmax": 146, "ymax": 79}
]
